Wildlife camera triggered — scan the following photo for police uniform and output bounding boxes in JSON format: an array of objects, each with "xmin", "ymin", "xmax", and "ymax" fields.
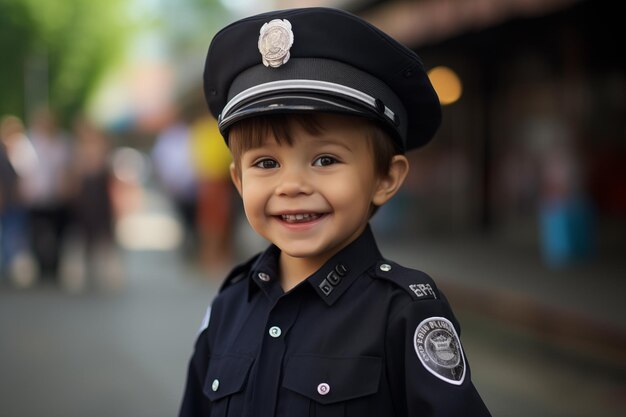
[{"xmin": 180, "ymin": 7, "xmax": 491, "ymax": 417}]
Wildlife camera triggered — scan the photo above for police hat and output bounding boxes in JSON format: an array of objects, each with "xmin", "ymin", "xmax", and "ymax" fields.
[{"xmin": 204, "ymin": 7, "xmax": 441, "ymax": 151}]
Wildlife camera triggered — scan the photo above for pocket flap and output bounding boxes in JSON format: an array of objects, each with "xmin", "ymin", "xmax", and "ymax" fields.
[
  {"xmin": 203, "ymin": 353, "xmax": 254, "ymax": 401},
  {"xmin": 282, "ymin": 355, "xmax": 381, "ymax": 405}
]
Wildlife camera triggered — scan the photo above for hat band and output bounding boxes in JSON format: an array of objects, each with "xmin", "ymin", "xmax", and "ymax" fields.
[{"xmin": 220, "ymin": 79, "xmax": 395, "ymax": 125}]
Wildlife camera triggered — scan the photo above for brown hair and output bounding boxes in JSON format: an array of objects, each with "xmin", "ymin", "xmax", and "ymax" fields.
[{"xmin": 228, "ymin": 113, "xmax": 402, "ymax": 177}]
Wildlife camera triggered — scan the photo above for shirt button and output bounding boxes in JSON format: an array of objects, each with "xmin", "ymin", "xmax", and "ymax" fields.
[
  {"xmin": 317, "ymin": 382, "xmax": 330, "ymax": 396},
  {"xmin": 380, "ymin": 263, "xmax": 392, "ymax": 272},
  {"xmin": 269, "ymin": 326, "xmax": 282, "ymax": 338},
  {"xmin": 258, "ymin": 272, "xmax": 270, "ymax": 281},
  {"xmin": 211, "ymin": 379, "xmax": 219, "ymax": 392}
]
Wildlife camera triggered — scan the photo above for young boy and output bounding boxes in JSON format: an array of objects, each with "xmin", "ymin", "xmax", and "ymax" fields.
[{"xmin": 180, "ymin": 7, "xmax": 491, "ymax": 417}]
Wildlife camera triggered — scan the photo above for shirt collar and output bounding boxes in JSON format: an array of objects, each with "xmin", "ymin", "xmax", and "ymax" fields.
[
  {"xmin": 248, "ymin": 224, "xmax": 382, "ymax": 306},
  {"xmin": 248, "ymin": 244, "xmax": 282, "ymax": 301}
]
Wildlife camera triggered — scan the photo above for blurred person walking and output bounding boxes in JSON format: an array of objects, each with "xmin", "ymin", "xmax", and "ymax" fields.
[
  {"xmin": 536, "ymin": 120, "xmax": 594, "ymax": 267},
  {"xmin": 189, "ymin": 115, "xmax": 234, "ymax": 275},
  {"xmin": 151, "ymin": 111, "xmax": 198, "ymax": 257},
  {"xmin": 22, "ymin": 107, "xmax": 73, "ymax": 284},
  {"xmin": 0, "ymin": 115, "xmax": 38, "ymax": 287},
  {"xmin": 65, "ymin": 117, "xmax": 121, "ymax": 291}
]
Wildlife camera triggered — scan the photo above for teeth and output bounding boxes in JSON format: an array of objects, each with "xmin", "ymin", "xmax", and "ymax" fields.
[{"xmin": 281, "ymin": 213, "xmax": 321, "ymax": 223}]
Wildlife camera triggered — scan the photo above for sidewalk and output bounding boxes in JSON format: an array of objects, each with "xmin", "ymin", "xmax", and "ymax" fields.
[
  {"xmin": 1, "ymin": 226, "xmax": 623, "ymax": 417},
  {"xmin": 377, "ymin": 234, "xmax": 626, "ymax": 367}
]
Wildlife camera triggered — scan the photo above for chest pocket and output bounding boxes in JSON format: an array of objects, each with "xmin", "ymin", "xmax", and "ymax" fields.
[
  {"xmin": 203, "ymin": 353, "xmax": 254, "ymax": 417},
  {"xmin": 282, "ymin": 355, "xmax": 381, "ymax": 417}
]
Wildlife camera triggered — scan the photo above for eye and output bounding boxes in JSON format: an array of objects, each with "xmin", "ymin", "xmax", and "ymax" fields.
[
  {"xmin": 254, "ymin": 158, "xmax": 279, "ymax": 169},
  {"xmin": 313, "ymin": 156, "xmax": 338, "ymax": 167}
]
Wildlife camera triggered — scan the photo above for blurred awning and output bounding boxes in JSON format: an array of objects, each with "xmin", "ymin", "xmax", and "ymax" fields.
[{"xmin": 355, "ymin": 0, "xmax": 582, "ymax": 47}]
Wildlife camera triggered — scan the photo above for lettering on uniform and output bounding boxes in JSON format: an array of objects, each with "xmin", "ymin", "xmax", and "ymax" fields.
[
  {"xmin": 409, "ymin": 283, "xmax": 436, "ymax": 299},
  {"xmin": 319, "ymin": 279, "xmax": 333, "ymax": 296},
  {"xmin": 318, "ymin": 264, "xmax": 349, "ymax": 296},
  {"xmin": 326, "ymin": 270, "xmax": 342, "ymax": 286},
  {"xmin": 413, "ymin": 317, "xmax": 466, "ymax": 385}
]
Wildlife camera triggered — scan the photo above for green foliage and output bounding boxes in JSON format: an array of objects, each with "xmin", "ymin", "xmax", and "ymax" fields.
[
  {"xmin": 0, "ymin": 0, "xmax": 130, "ymax": 124},
  {"xmin": 157, "ymin": 0, "xmax": 230, "ymax": 60},
  {"xmin": 0, "ymin": 0, "xmax": 36, "ymax": 119}
]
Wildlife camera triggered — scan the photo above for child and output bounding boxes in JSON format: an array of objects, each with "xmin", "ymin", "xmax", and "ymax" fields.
[{"xmin": 180, "ymin": 7, "xmax": 491, "ymax": 417}]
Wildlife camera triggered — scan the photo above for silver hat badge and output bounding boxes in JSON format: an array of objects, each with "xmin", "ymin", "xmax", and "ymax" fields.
[{"xmin": 258, "ymin": 19, "xmax": 294, "ymax": 68}]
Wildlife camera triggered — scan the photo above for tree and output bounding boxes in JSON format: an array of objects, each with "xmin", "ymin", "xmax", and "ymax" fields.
[
  {"xmin": 0, "ymin": 0, "xmax": 37, "ymax": 120},
  {"xmin": 0, "ymin": 0, "xmax": 130, "ymax": 124}
]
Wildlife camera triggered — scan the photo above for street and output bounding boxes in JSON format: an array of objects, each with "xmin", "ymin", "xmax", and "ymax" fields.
[{"xmin": 1, "ymin": 244, "xmax": 625, "ymax": 417}]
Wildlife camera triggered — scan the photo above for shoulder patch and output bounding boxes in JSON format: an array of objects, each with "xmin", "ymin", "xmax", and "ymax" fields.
[
  {"xmin": 218, "ymin": 253, "xmax": 261, "ymax": 293},
  {"xmin": 414, "ymin": 316, "xmax": 466, "ymax": 385},
  {"xmin": 372, "ymin": 260, "xmax": 439, "ymax": 301}
]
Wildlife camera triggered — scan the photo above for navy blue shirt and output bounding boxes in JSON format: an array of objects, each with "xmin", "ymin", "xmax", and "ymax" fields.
[{"xmin": 180, "ymin": 226, "xmax": 491, "ymax": 416}]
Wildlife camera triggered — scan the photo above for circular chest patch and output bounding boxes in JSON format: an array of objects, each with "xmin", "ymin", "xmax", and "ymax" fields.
[{"xmin": 414, "ymin": 317, "xmax": 466, "ymax": 385}]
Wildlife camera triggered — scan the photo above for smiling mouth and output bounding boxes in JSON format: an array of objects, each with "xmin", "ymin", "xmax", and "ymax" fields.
[{"xmin": 279, "ymin": 213, "xmax": 325, "ymax": 223}]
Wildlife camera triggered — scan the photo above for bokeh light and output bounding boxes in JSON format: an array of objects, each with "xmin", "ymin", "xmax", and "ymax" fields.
[{"xmin": 427, "ymin": 66, "xmax": 463, "ymax": 105}]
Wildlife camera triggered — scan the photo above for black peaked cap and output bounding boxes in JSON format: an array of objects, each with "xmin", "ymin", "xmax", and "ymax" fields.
[{"xmin": 204, "ymin": 7, "xmax": 441, "ymax": 151}]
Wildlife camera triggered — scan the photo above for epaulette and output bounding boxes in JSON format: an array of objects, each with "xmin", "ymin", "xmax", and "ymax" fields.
[
  {"xmin": 371, "ymin": 260, "xmax": 440, "ymax": 301},
  {"xmin": 218, "ymin": 253, "xmax": 261, "ymax": 293}
]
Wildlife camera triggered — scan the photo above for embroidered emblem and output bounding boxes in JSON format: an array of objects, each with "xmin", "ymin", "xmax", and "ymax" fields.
[
  {"xmin": 258, "ymin": 19, "xmax": 294, "ymax": 68},
  {"xmin": 409, "ymin": 283, "xmax": 435, "ymax": 298},
  {"xmin": 414, "ymin": 317, "xmax": 466, "ymax": 385}
]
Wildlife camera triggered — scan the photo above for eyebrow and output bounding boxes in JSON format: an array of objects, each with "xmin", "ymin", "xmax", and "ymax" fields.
[{"xmin": 313, "ymin": 137, "xmax": 353, "ymax": 152}]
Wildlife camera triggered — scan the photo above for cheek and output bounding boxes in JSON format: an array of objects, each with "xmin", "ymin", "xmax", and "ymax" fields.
[
  {"xmin": 323, "ymin": 172, "xmax": 376, "ymax": 209},
  {"xmin": 240, "ymin": 182, "xmax": 264, "ymax": 217}
]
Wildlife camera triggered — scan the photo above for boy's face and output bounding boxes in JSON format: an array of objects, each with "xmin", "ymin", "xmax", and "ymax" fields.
[{"xmin": 230, "ymin": 114, "xmax": 403, "ymax": 266}]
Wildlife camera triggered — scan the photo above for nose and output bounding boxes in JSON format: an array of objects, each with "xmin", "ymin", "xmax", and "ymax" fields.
[{"xmin": 275, "ymin": 165, "xmax": 313, "ymax": 197}]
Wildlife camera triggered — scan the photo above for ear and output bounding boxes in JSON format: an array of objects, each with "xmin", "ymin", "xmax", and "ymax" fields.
[
  {"xmin": 372, "ymin": 155, "xmax": 409, "ymax": 206},
  {"xmin": 230, "ymin": 162, "xmax": 243, "ymax": 196}
]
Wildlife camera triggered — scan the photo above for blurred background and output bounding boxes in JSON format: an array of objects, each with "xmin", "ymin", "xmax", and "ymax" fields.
[{"xmin": 0, "ymin": 0, "xmax": 624, "ymax": 416}]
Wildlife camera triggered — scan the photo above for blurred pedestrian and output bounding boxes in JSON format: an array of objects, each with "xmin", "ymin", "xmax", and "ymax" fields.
[
  {"xmin": 23, "ymin": 107, "xmax": 72, "ymax": 284},
  {"xmin": 151, "ymin": 111, "xmax": 198, "ymax": 257},
  {"xmin": 0, "ymin": 115, "xmax": 37, "ymax": 287},
  {"xmin": 189, "ymin": 114, "xmax": 234, "ymax": 275},
  {"xmin": 65, "ymin": 116, "xmax": 121, "ymax": 291},
  {"xmin": 536, "ymin": 120, "xmax": 594, "ymax": 267}
]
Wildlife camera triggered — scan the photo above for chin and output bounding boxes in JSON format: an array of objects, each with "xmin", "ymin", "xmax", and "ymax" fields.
[
  {"xmin": 280, "ymin": 246, "xmax": 322, "ymax": 259},
  {"xmin": 278, "ymin": 241, "xmax": 331, "ymax": 259}
]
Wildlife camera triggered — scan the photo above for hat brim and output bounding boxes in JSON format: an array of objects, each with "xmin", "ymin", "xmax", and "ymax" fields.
[{"xmin": 218, "ymin": 92, "xmax": 399, "ymax": 142}]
